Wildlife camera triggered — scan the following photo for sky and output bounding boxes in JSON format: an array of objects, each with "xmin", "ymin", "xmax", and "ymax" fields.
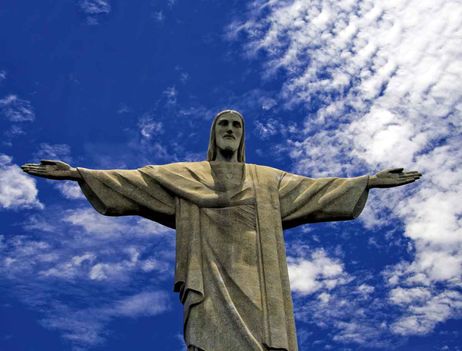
[{"xmin": 0, "ymin": 0, "xmax": 461, "ymax": 350}]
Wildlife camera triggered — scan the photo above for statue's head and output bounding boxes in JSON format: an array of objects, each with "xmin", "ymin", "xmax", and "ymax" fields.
[{"xmin": 207, "ymin": 110, "xmax": 245, "ymax": 162}]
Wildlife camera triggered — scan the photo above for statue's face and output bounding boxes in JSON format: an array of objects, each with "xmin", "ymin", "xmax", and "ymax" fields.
[{"xmin": 214, "ymin": 113, "xmax": 243, "ymax": 154}]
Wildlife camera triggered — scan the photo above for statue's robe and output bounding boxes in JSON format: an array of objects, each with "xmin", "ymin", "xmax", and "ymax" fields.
[{"xmin": 77, "ymin": 161, "xmax": 369, "ymax": 351}]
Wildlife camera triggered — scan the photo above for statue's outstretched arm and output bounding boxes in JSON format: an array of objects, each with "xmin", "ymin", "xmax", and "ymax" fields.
[
  {"xmin": 367, "ymin": 168, "xmax": 421, "ymax": 189},
  {"xmin": 21, "ymin": 160, "xmax": 82, "ymax": 181}
]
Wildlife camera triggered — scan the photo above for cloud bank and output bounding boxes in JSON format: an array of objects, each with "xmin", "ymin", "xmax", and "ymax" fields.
[{"xmin": 232, "ymin": 0, "xmax": 462, "ymax": 346}]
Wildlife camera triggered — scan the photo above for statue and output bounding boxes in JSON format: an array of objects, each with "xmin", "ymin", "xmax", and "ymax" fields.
[{"xmin": 21, "ymin": 110, "xmax": 421, "ymax": 351}]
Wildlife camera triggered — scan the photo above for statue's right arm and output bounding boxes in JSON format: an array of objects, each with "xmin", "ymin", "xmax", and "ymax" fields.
[{"xmin": 21, "ymin": 160, "xmax": 82, "ymax": 181}]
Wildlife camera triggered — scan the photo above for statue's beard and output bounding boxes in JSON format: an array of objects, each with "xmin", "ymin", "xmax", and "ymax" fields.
[{"xmin": 217, "ymin": 146, "xmax": 238, "ymax": 160}]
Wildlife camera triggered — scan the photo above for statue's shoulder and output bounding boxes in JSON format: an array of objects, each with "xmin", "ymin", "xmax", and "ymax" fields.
[
  {"xmin": 247, "ymin": 163, "xmax": 285, "ymax": 175},
  {"xmin": 246, "ymin": 163, "xmax": 286, "ymax": 185}
]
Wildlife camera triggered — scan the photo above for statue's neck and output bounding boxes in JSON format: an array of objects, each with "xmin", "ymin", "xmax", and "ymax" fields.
[{"xmin": 215, "ymin": 149, "xmax": 238, "ymax": 162}]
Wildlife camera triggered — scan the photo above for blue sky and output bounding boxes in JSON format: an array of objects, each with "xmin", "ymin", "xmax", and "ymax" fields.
[{"xmin": 1, "ymin": 0, "xmax": 461, "ymax": 350}]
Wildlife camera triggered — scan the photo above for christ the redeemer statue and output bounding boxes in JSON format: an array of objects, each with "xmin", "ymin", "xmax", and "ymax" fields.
[{"xmin": 22, "ymin": 110, "xmax": 421, "ymax": 351}]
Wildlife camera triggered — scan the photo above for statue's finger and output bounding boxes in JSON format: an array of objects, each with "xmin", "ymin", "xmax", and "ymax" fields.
[
  {"xmin": 40, "ymin": 160, "xmax": 58, "ymax": 165},
  {"xmin": 389, "ymin": 168, "xmax": 404, "ymax": 173},
  {"xmin": 34, "ymin": 170, "xmax": 49, "ymax": 175},
  {"xmin": 400, "ymin": 178, "xmax": 417, "ymax": 185},
  {"xmin": 402, "ymin": 174, "xmax": 420, "ymax": 179},
  {"xmin": 399, "ymin": 174, "xmax": 419, "ymax": 180},
  {"xmin": 23, "ymin": 165, "xmax": 45, "ymax": 171},
  {"xmin": 23, "ymin": 169, "xmax": 42, "ymax": 175},
  {"xmin": 404, "ymin": 172, "xmax": 422, "ymax": 178},
  {"xmin": 401, "ymin": 176, "xmax": 421, "ymax": 183}
]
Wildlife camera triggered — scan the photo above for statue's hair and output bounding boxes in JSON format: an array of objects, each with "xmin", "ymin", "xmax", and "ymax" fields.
[{"xmin": 207, "ymin": 110, "xmax": 246, "ymax": 162}]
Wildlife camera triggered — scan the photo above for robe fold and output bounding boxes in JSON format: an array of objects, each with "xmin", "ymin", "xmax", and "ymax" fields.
[{"xmin": 77, "ymin": 161, "xmax": 369, "ymax": 351}]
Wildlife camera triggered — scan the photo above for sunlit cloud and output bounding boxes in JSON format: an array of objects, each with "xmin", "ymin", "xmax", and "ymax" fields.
[
  {"xmin": 288, "ymin": 249, "xmax": 350, "ymax": 295},
  {"xmin": 0, "ymin": 154, "xmax": 43, "ymax": 209},
  {"xmin": 55, "ymin": 181, "xmax": 86, "ymax": 200}
]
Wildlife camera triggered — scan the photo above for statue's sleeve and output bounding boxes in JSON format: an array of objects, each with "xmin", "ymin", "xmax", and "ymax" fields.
[
  {"xmin": 77, "ymin": 166, "xmax": 175, "ymax": 228},
  {"xmin": 278, "ymin": 172, "xmax": 369, "ymax": 229}
]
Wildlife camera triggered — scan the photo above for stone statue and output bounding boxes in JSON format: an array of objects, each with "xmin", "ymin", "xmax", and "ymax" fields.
[{"xmin": 21, "ymin": 110, "xmax": 421, "ymax": 351}]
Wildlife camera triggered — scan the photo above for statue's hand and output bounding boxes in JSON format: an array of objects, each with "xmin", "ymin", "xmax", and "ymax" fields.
[
  {"xmin": 21, "ymin": 160, "xmax": 81, "ymax": 180},
  {"xmin": 368, "ymin": 168, "xmax": 421, "ymax": 189}
]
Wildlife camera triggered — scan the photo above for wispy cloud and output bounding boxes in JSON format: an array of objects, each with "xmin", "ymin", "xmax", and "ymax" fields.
[
  {"xmin": 1, "ymin": 203, "xmax": 174, "ymax": 348},
  {"xmin": 163, "ymin": 86, "xmax": 178, "ymax": 106},
  {"xmin": 292, "ymin": 269, "xmax": 400, "ymax": 349},
  {"xmin": 34, "ymin": 143, "xmax": 73, "ymax": 163},
  {"xmin": 233, "ymin": 0, "xmax": 462, "ymax": 346},
  {"xmin": 79, "ymin": 0, "xmax": 111, "ymax": 15},
  {"xmin": 78, "ymin": 0, "xmax": 111, "ymax": 25},
  {"xmin": 0, "ymin": 95, "xmax": 35, "ymax": 122},
  {"xmin": 40, "ymin": 291, "xmax": 170, "ymax": 347},
  {"xmin": 151, "ymin": 10, "xmax": 165, "ymax": 23},
  {"xmin": 138, "ymin": 115, "xmax": 164, "ymax": 140},
  {"xmin": 254, "ymin": 117, "xmax": 297, "ymax": 140},
  {"xmin": 390, "ymin": 290, "xmax": 462, "ymax": 336},
  {"xmin": 62, "ymin": 207, "xmax": 171, "ymax": 239},
  {"xmin": 0, "ymin": 154, "xmax": 43, "ymax": 209}
]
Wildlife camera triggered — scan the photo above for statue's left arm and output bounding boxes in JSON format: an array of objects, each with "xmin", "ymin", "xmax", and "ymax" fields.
[{"xmin": 279, "ymin": 168, "xmax": 421, "ymax": 229}]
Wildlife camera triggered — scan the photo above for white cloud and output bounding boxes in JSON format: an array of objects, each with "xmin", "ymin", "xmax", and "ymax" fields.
[
  {"xmin": 254, "ymin": 117, "xmax": 297, "ymax": 140},
  {"xmin": 112, "ymin": 291, "xmax": 170, "ymax": 318},
  {"xmin": 64, "ymin": 208, "xmax": 121, "ymax": 235},
  {"xmin": 79, "ymin": 0, "xmax": 111, "ymax": 15},
  {"xmin": 293, "ymin": 278, "xmax": 395, "ymax": 349},
  {"xmin": 40, "ymin": 253, "xmax": 96, "ymax": 280},
  {"xmin": 40, "ymin": 290, "xmax": 169, "ymax": 347},
  {"xmin": 0, "ymin": 70, "xmax": 6, "ymax": 81},
  {"xmin": 31, "ymin": 143, "xmax": 81, "ymax": 200},
  {"xmin": 259, "ymin": 96, "xmax": 277, "ymax": 110},
  {"xmin": 391, "ymin": 290, "xmax": 462, "ymax": 336},
  {"xmin": 138, "ymin": 115, "xmax": 163, "ymax": 139},
  {"xmin": 235, "ymin": 0, "xmax": 462, "ymax": 343},
  {"xmin": 0, "ymin": 94, "xmax": 35, "ymax": 122},
  {"xmin": 151, "ymin": 11, "xmax": 165, "ymax": 23},
  {"xmin": 0, "ymin": 154, "xmax": 43, "ymax": 209},
  {"xmin": 357, "ymin": 283, "xmax": 375, "ymax": 296},
  {"xmin": 63, "ymin": 207, "xmax": 171, "ymax": 238},
  {"xmin": 55, "ymin": 181, "xmax": 85, "ymax": 200},
  {"xmin": 254, "ymin": 118, "xmax": 281, "ymax": 139},
  {"xmin": 34, "ymin": 142, "xmax": 73, "ymax": 163},
  {"xmin": 288, "ymin": 249, "xmax": 350, "ymax": 295},
  {"xmin": 163, "ymin": 86, "xmax": 178, "ymax": 105},
  {"xmin": 1, "ymin": 203, "xmax": 175, "ymax": 348},
  {"xmin": 389, "ymin": 287, "xmax": 431, "ymax": 305}
]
